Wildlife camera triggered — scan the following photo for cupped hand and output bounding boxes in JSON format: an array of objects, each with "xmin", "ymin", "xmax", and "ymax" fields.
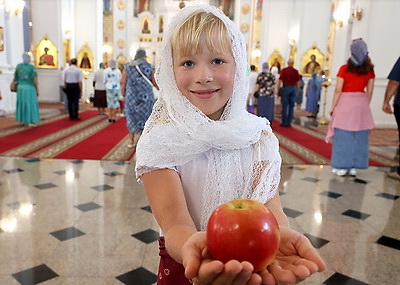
[
  {"xmin": 182, "ymin": 232, "xmax": 262, "ymax": 285},
  {"xmin": 259, "ymin": 227, "xmax": 326, "ymax": 285}
]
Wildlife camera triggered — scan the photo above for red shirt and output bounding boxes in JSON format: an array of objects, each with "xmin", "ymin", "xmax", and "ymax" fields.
[
  {"xmin": 337, "ymin": 64, "xmax": 375, "ymax": 92},
  {"xmin": 279, "ymin": 66, "xmax": 300, "ymax": 86}
]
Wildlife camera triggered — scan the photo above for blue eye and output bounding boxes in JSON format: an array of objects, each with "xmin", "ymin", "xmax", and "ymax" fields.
[
  {"xmin": 183, "ymin": 61, "xmax": 194, "ymax": 67},
  {"xmin": 212, "ymin": 59, "xmax": 224, "ymax": 65}
]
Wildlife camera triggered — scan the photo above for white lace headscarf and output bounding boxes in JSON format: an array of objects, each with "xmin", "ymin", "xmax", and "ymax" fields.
[{"xmin": 135, "ymin": 4, "xmax": 281, "ymax": 230}]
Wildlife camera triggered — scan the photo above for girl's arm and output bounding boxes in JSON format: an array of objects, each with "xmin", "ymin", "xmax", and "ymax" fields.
[
  {"xmin": 144, "ymin": 169, "xmax": 264, "ymax": 284},
  {"xmin": 264, "ymin": 192, "xmax": 289, "ymax": 227},
  {"xmin": 329, "ymin": 77, "xmax": 344, "ymax": 115},
  {"xmin": 366, "ymin": 78, "xmax": 374, "ymax": 103},
  {"xmin": 141, "ymin": 169, "xmax": 197, "ymax": 263}
]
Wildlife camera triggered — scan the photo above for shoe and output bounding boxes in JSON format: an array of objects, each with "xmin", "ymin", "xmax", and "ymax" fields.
[
  {"xmin": 108, "ymin": 119, "xmax": 112, "ymax": 123},
  {"xmin": 348, "ymin": 168, "xmax": 357, "ymax": 177},
  {"xmin": 127, "ymin": 141, "xmax": 136, "ymax": 148},
  {"xmin": 112, "ymin": 119, "xmax": 116, "ymax": 123},
  {"xmin": 332, "ymin": 168, "xmax": 347, "ymax": 176}
]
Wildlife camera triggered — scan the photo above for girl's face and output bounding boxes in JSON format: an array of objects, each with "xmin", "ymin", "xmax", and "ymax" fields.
[{"xmin": 173, "ymin": 42, "xmax": 235, "ymax": 120}]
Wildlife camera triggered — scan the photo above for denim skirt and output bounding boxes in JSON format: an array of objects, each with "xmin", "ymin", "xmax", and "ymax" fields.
[{"xmin": 331, "ymin": 128, "xmax": 369, "ymax": 169}]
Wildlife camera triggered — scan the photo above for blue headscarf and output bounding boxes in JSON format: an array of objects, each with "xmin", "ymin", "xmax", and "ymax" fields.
[
  {"xmin": 22, "ymin": 52, "xmax": 31, "ymax": 63},
  {"xmin": 262, "ymin": 62, "xmax": 269, "ymax": 72},
  {"xmin": 349, "ymin": 39, "xmax": 368, "ymax": 67}
]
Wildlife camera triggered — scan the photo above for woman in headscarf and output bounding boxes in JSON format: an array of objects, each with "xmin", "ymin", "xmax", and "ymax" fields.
[
  {"xmin": 103, "ymin": 59, "xmax": 121, "ymax": 123},
  {"xmin": 305, "ymin": 71, "xmax": 322, "ymax": 118},
  {"xmin": 253, "ymin": 62, "xmax": 276, "ymax": 122},
  {"xmin": 120, "ymin": 48, "xmax": 157, "ymax": 148},
  {"xmin": 326, "ymin": 39, "xmax": 375, "ymax": 177},
  {"xmin": 14, "ymin": 52, "xmax": 40, "ymax": 127}
]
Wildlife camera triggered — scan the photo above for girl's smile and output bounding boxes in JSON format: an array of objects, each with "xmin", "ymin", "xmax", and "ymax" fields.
[{"xmin": 191, "ymin": 88, "xmax": 220, "ymax": 99}]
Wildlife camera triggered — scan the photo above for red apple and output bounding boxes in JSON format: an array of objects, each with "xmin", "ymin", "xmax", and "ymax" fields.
[{"xmin": 206, "ymin": 199, "xmax": 280, "ymax": 272}]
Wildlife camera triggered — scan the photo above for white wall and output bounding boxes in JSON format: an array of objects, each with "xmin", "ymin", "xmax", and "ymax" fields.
[{"xmin": 0, "ymin": 3, "xmax": 26, "ymax": 113}]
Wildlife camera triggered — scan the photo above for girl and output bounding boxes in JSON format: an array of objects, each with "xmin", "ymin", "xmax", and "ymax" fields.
[{"xmin": 136, "ymin": 5, "xmax": 325, "ymax": 285}]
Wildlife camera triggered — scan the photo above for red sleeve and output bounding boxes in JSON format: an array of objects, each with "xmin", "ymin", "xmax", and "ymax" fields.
[{"xmin": 337, "ymin": 65, "xmax": 347, "ymax": 78}]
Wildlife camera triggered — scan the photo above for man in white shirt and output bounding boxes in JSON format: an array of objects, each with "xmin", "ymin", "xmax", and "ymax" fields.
[{"xmin": 64, "ymin": 58, "xmax": 83, "ymax": 120}]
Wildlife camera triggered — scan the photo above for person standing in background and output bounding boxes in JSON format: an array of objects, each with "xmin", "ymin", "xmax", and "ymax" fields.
[
  {"xmin": 64, "ymin": 58, "xmax": 83, "ymax": 121},
  {"xmin": 325, "ymin": 39, "xmax": 375, "ymax": 177},
  {"xmin": 103, "ymin": 59, "xmax": 122, "ymax": 123},
  {"xmin": 14, "ymin": 52, "xmax": 40, "ymax": 127},
  {"xmin": 120, "ymin": 48, "xmax": 156, "ymax": 148},
  {"xmin": 278, "ymin": 58, "xmax": 300, "ymax": 127},
  {"xmin": 247, "ymin": 64, "xmax": 258, "ymax": 114},
  {"xmin": 382, "ymin": 56, "xmax": 400, "ymax": 180},
  {"xmin": 296, "ymin": 75, "xmax": 305, "ymax": 110},
  {"xmin": 271, "ymin": 65, "xmax": 280, "ymax": 116},
  {"xmin": 93, "ymin": 63, "xmax": 107, "ymax": 115},
  {"xmin": 305, "ymin": 72, "xmax": 323, "ymax": 118},
  {"xmin": 253, "ymin": 62, "xmax": 276, "ymax": 122}
]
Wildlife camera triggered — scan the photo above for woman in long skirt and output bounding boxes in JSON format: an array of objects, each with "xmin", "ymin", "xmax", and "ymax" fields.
[{"xmin": 325, "ymin": 39, "xmax": 375, "ymax": 177}]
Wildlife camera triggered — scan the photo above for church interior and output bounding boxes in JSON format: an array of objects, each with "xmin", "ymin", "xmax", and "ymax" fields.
[{"xmin": 0, "ymin": 0, "xmax": 399, "ymax": 284}]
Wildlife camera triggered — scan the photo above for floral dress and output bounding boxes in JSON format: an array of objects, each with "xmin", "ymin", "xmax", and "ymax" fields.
[
  {"xmin": 104, "ymin": 67, "xmax": 122, "ymax": 109},
  {"xmin": 256, "ymin": 71, "xmax": 276, "ymax": 97},
  {"xmin": 124, "ymin": 60, "xmax": 155, "ymax": 134}
]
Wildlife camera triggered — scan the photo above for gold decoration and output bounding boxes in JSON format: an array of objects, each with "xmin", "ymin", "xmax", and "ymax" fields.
[
  {"xmin": 240, "ymin": 23, "xmax": 249, "ymax": 34},
  {"xmin": 268, "ymin": 49, "xmax": 284, "ymax": 73},
  {"xmin": 301, "ymin": 43, "xmax": 324, "ymax": 75},
  {"xmin": 241, "ymin": 4, "xmax": 250, "ymax": 15},
  {"xmin": 117, "ymin": 0, "xmax": 126, "ymax": 10},
  {"xmin": 142, "ymin": 16, "xmax": 150, "ymax": 34},
  {"xmin": 117, "ymin": 53, "xmax": 127, "ymax": 71},
  {"xmin": 117, "ymin": 39, "xmax": 125, "ymax": 49},
  {"xmin": 63, "ymin": 38, "xmax": 71, "ymax": 65},
  {"xmin": 77, "ymin": 43, "xmax": 94, "ymax": 70},
  {"xmin": 35, "ymin": 35, "xmax": 58, "ymax": 68},
  {"xmin": 117, "ymin": 20, "xmax": 125, "ymax": 30}
]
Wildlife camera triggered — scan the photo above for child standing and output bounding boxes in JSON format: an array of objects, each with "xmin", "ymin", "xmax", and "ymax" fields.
[{"xmin": 135, "ymin": 5, "xmax": 325, "ymax": 285}]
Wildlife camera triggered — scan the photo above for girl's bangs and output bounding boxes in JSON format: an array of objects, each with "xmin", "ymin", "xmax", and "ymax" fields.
[{"xmin": 172, "ymin": 12, "xmax": 232, "ymax": 58}]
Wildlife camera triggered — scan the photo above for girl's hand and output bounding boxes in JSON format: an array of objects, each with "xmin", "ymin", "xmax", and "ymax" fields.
[
  {"xmin": 260, "ymin": 227, "xmax": 326, "ymax": 285},
  {"xmin": 182, "ymin": 232, "xmax": 262, "ymax": 285}
]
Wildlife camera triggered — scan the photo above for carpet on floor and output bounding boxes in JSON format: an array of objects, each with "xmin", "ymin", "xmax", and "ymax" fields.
[
  {"xmin": 270, "ymin": 121, "xmax": 398, "ymax": 166},
  {"xmin": 0, "ymin": 111, "xmax": 397, "ymax": 166},
  {"xmin": 0, "ymin": 111, "xmax": 135, "ymax": 161}
]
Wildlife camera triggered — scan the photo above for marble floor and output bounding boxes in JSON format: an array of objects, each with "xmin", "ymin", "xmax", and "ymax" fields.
[{"xmin": 0, "ymin": 155, "xmax": 399, "ymax": 285}]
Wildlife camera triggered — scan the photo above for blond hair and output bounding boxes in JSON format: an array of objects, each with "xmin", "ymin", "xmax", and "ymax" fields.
[{"xmin": 171, "ymin": 11, "xmax": 233, "ymax": 59}]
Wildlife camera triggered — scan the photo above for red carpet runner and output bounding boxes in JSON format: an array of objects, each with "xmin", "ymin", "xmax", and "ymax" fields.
[
  {"xmin": 0, "ymin": 111, "xmax": 135, "ymax": 161},
  {"xmin": 0, "ymin": 111, "xmax": 397, "ymax": 166}
]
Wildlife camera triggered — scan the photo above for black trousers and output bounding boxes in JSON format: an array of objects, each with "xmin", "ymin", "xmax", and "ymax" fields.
[{"xmin": 65, "ymin": 83, "xmax": 81, "ymax": 120}]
